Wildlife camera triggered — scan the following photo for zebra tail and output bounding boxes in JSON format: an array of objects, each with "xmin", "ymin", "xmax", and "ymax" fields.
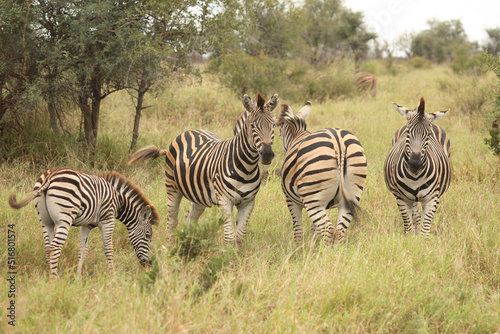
[
  {"xmin": 338, "ymin": 149, "xmax": 360, "ymax": 221},
  {"xmin": 128, "ymin": 145, "xmax": 168, "ymax": 165},
  {"xmin": 8, "ymin": 176, "xmax": 52, "ymax": 209}
]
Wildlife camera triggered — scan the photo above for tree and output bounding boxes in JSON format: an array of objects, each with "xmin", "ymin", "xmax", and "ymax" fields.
[
  {"xmin": 485, "ymin": 28, "xmax": 500, "ymax": 55},
  {"xmin": 411, "ymin": 19, "xmax": 467, "ymax": 63}
]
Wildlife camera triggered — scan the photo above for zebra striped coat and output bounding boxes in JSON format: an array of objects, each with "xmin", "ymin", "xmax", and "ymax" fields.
[
  {"xmin": 129, "ymin": 93, "xmax": 277, "ymax": 244},
  {"xmin": 277, "ymin": 103, "xmax": 367, "ymax": 245},
  {"xmin": 384, "ymin": 97, "xmax": 451, "ymax": 235},
  {"xmin": 8, "ymin": 167, "xmax": 159, "ymax": 277},
  {"xmin": 354, "ymin": 72, "xmax": 377, "ymax": 97}
]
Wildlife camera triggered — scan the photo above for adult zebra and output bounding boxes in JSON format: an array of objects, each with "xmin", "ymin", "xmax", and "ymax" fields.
[
  {"xmin": 8, "ymin": 167, "xmax": 159, "ymax": 277},
  {"xmin": 129, "ymin": 93, "xmax": 277, "ymax": 244},
  {"xmin": 277, "ymin": 102, "xmax": 367, "ymax": 245},
  {"xmin": 384, "ymin": 97, "xmax": 451, "ymax": 235},
  {"xmin": 233, "ymin": 94, "xmax": 279, "ymax": 135},
  {"xmin": 354, "ymin": 72, "xmax": 377, "ymax": 97}
]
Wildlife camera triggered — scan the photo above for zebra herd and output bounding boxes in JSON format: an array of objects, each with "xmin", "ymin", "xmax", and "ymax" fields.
[{"xmin": 8, "ymin": 93, "xmax": 451, "ymax": 278}]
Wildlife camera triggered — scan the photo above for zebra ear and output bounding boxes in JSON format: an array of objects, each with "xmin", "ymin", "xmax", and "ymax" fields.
[
  {"xmin": 277, "ymin": 104, "xmax": 293, "ymax": 125},
  {"xmin": 242, "ymin": 94, "xmax": 253, "ymax": 113},
  {"xmin": 427, "ymin": 109, "xmax": 450, "ymax": 122},
  {"xmin": 140, "ymin": 205, "xmax": 152, "ymax": 221},
  {"xmin": 297, "ymin": 102, "xmax": 311, "ymax": 120},
  {"xmin": 265, "ymin": 94, "xmax": 279, "ymax": 112},
  {"xmin": 392, "ymin": 102, "xmax": 413, "ymax": 119}
]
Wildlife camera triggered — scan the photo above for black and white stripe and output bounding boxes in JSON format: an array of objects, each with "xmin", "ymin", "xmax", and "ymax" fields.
[
  {"xmin": 277, "ymin": 102, "xmax": 367, "ymax": 245},
  {"xmin": 8, "ymin": 167, "xmax": 159, "ymax": 277},
  {"xmin": 129, "ymin": 93, "xmax": 277, "ymax": 244},
  {"xmin": 384, "ymin": 97, "xmax": 451, "ymax": 235}
]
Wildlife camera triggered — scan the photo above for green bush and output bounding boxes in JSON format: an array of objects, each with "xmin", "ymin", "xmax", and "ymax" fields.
[{"xmin": 408, "ymin": 56, "xmax": 432, "ymax": 69}]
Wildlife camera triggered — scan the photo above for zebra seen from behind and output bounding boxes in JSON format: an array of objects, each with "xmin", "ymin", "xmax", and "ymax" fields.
[
  {"xmin": 128, "ymin": 93, "xmax": 278, "ymax": 245},
  {"xmin": 277, "ymin": 102, "xmax": 367, "ymax": 245},
  {"xmin": 354, "ymin": 72, "xmax": 377, "ymax": 97},
  {"xmin": 384, "ymin": 97, "xmax": 451, "ymax": 235},
  {"xmin": 8, "ymin": 167, "xmax": 159, "ymax": 278}
]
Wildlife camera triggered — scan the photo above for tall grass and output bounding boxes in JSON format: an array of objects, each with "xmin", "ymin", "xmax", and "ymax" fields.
[{"xmin": 1, "ymin": 65, "xmax": 499, "ymax": 333}]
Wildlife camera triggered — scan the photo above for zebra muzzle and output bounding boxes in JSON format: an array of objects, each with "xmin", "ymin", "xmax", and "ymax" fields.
[
  {"xmin": 260, "ymin": 144, "xmax": 275, "ymax": 165},
  {"xmin": 408, "ymin": 152, "xmax": 423, "ymax": 173}
]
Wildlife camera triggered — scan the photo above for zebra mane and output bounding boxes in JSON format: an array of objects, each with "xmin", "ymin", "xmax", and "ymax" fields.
[{"xmin": 103, "ymin": 171, "xmax": 159, "ymax": 225}]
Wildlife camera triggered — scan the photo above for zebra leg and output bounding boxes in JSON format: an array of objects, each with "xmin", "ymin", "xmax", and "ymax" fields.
[
  {"xmin": 396, "ymin": 197, "xmax": 415, "ymax": 234},
  {"xmin": 47, "ymin": 221, "xmax": 73, "ymax": 278},
  {"xmin": 412, "ymin": 202, "xmax": 421, "ymax": 235},
  {"xmin": 221, "ymin": 202, "xmax": 236, "ymax": 244},
  {"xmin": 334, "ymin": 203, "xmax": 354, "ymax": 245},
  {"xmin": 305, "ymin": 205, "xmax": 334, "ymax": 245},
  {"xmin": 185, "ymin": 203, "xmax": 206, "ymax": 224},
  {"xmin": 34, "ymin": 195, "xmax": 54, "ymax": 268},
  {"xmin": 166, "ymin": 191, "xmax": 183, "ymax": 242},
  {"xmin": 234, "ymin": 198, "xmax": 256, "ymax": 243},
  {"xmin": 77, "ymin": 225, "xmax": 93, "ymax": 277},
  {"xmin": 286, "ymin": 199, "xmax": 304, "ymax": 245},
  {"xmin": 99, "ymin": 219, "xmax": 116, "ymax": 275},
  {"xmin": 420, "ymin": 195, "xmax": 440, "ymax": 236}
]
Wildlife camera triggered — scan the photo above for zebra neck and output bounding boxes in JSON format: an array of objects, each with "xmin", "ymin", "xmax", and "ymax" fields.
[{"xmin": 234, "ymin": 122, "xmax": 260, "ymax": 161}]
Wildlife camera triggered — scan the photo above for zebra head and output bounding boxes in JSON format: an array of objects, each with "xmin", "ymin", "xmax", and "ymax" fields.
[
  {"xmin": 392, "ymin": 97, "xmax": 449, "ymax": 174},
  {"xmin": 277, "ymin": 102, "xmax": 311, "ymax": 153},
  {"xmin": 129, "ymin": 204, "xmax": 158, "ymax": 266},
  {"xmin": 243, "ymin": 93, "xmax": 278, "ymax": 165}
]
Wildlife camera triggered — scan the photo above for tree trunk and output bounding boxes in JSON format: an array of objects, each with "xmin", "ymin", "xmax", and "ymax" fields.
[
  {"xmin": 47, "ymin": 80, "xmax": 61, "ymax": 138},
  {"xmin": 129, "ymin": 76, "xmax": 151, "ymax": 153}
]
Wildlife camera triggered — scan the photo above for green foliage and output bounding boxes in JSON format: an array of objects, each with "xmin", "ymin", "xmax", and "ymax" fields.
[
  {"xmin": 407, "ymin": 56, "xmax": 432, "ymax": 69},
  {"xmin": 212, "ymin": 53, "xmax": 356, "ymax": 102},
  {"xmin": 171, "ymin": 211, "xmax": 225, "ymax": 262},
  {"xmin": 481, "ymin": 52, "xmax": 500, "ymax": 155},
  {"xmin": 485, "ymin": 27, "xmax": 500, "ymax": 55}
]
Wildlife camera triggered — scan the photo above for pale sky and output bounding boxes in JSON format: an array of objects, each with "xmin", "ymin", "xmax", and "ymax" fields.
[{"xmin": 343, "ymin": 0, "xmax": 499, "ymax": 48}]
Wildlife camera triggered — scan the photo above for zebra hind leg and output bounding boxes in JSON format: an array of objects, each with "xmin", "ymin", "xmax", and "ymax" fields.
[
  {"xmin": 412, "ymin": 202, "xmax": 421, "ymax": 235},
  {"xmin": 420, "ymin": 195, "xmax": 440, "ymax": 236},
  {"xmin": 305, "ymin": 205, "xmax": 334, "ymax": 245},
  {"xmin": 34, "ymin": 196, "xmax": 54, "ymax": 268},
  {"xmin": 334, "ymin": 203, "xmax": 355, "ymax": 245},
  {"xmin": 77, "ymin": 225, "xmax": 94, "ymax": 277},
  {"xmin": 47, "ymin": 220, "xmax": 73, "ymax": 279},
  {"xmin": 185, "ymin": 203, "xmax": 206, "ymax": 224},
  {"xmin": 286, "ymin": 199, "xmax": 304, "ymax": 245},
  {"xmin": 166, "ymin": 191, "xmax": 183, "ymax": 243},
  {"xmin": 396, "ymin": 197, "xmax": 415, "ymax": 234}
]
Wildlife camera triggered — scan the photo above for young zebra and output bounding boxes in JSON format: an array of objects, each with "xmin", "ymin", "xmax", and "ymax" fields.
[
  {"xmin": 129, "ymin": 93, "xmax": 277, "ymax": 244},
  {"xmin": 384, "ymin": 97, "xmax": 451, "ymax": 235},
  {"xmin": 354, "ymin": 72, "xmax": 377, "ymax": 97},
  {"xmin": 277, "ymin": 102, "xmax": 367, "ymax": 245},
  {"xmin": 8, "ymin": 167, "xmax": 159, "ymax": 277}
]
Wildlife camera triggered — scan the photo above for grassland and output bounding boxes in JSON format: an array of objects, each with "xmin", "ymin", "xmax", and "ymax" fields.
[{"xmin": 1, "ymin": 65, "xmax": 499, "ymax": 333}]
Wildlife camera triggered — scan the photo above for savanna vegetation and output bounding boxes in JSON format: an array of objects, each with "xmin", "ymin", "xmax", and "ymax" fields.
[{"xmin": 1, "ymin": 0, "xmax": 500, "ymax": 333}]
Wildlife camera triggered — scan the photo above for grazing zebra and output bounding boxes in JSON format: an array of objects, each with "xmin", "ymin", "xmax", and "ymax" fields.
[
  {"xmin": 354, "ymin": 72, "xmax": 377, "ymax": 97},
  {"xmin": 8, "ymin": 167, "xmax": 159, "ymax": 277},
  {"xmin": 384, "ymin": 97, "xmax": 451, "ymax": 235},
  {"xmin": 129, "ymin": 93, "xmax": 277, "ymax": 244},
  {"xmin": 277, "ymin": 102, "xmax": 367, "ymax": 245}
]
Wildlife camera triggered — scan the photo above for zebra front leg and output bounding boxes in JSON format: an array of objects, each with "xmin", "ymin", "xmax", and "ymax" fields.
[
  {"xmin": 234, "ymin": 198, "xmax": 256, "ymax": 243},
  {"xmin": 305, "ymin": 205, "xmax": 334, "ymax": 245},
  {"xmin": 396, "ymin": 197, "xmax": 415, "ymax": 234},
  {"xmin": 185, "ymin": 203, "xmax": 206, "ymax": 224},
  {"xmin": 221, "ymin": 202, "xmax": 236, "ymax": 244},
  {"xmin": 166, "ymin": 191, "xmax": 182, "ymax": 243},
  {"xmin": 99, "ymin": 219, "xmax": 116, "ymax": 275},
  {"xmin": 412, "ymin": 202, "xmax": 421, "ymax": 235},
  {"xmin": 77, "ymin": 225, "xmax": 93, "ymax": 277},
  {"xmin": 420, "ymin": 195, "xmax": 440, "ymax": 236},
  {"xmin": 286, "ymin": 199, "xmax": 304, "ymax": 245}
]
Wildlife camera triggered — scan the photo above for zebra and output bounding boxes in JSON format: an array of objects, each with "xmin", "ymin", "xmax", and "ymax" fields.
[
  {"xmin": 384, "ymin": 97, "xmax": 451, "ymax": 235},
  {"xmin": 233, "ymin": 94, "xmax": 279, "ymax": 135},
  {"xmin": 277, "ymin": 102, "xmax": 367, "ymax": 245},
  {"xmin": 128, "ymin": 93, "xmax": 277, "ymax": 244},
  {"xmin": 354, "ymin": 72, "xmax": 377, "ymax": 97},
  {"xmin": 8, "ymin": 167, "xmax": 159, "ymax": 277}
]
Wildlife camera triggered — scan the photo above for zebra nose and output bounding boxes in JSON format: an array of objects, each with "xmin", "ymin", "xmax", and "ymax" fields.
[
  {"xmin": 408, "ymin": 151, "xmax": 422, "ymax": 173},
  {"xmin": 261, "ymin": 143, "xmax": 275, "ymax": 165}
]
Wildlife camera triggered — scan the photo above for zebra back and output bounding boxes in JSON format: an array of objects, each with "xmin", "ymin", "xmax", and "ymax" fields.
[{"xmin": 354, "ymin": 72, "xmax": 377, "ymax": 97}]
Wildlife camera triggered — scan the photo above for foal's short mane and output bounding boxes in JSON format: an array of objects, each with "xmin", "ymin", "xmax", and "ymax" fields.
[{"xmin": 103, "ymin": 171, "xmax": 159, "ymax": 225}]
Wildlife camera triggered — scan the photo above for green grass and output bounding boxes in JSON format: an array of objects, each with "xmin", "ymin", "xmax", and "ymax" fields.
[{"xmin": 1, "ymin": 65, "xmax": 500, "ymax": 333}]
